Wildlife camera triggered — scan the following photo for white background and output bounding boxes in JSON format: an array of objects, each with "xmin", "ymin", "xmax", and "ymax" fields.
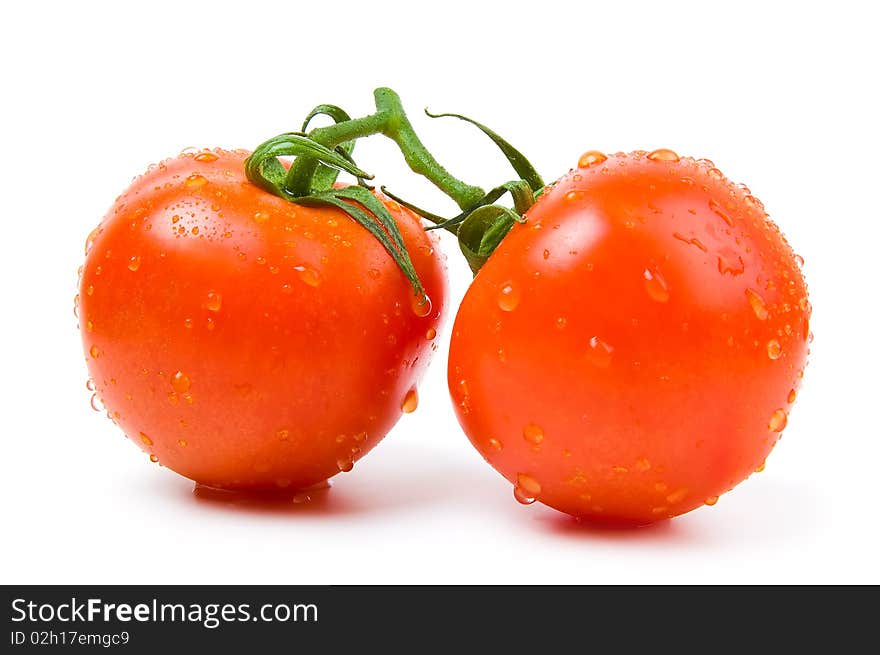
[{"xmin": 1, "ymin": 1, "xmax": 877, "ymax": 584}]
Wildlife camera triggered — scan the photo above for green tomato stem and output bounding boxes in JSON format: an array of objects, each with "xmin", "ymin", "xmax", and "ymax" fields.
[
  {"xmin": 284, "ymin": 88, "xmax": 485, "ymax": 210},
  {"xmin": 249, "ymin": 88, "xmax": 546, "ymax": 277}
]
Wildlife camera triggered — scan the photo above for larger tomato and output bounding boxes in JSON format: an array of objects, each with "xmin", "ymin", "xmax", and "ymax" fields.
[
  {"xmin": 448, "ymin": 150, "xmax": 810, "ymax": 524},
  {"xmin": 78, "ymin": 149, "xmax": 446, "ymax": 491}
]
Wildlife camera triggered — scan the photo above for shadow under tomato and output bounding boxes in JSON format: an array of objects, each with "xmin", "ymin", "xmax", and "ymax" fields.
[
  {"xmin": 535, "ymin": 510, "xmax": 684, "ymax": 542},
  {"xmin": 170, "ymin": 440, "xmax": 496, "ymax": 518},
  {"xmin": 530, "ymin": 475, "xmax": 820, "ymax": 547},
  {"xmin": 191, "ymin": 480, "xmax": 337, "ymax": 514}
]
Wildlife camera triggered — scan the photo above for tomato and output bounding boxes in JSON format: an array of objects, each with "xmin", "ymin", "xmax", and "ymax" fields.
[
  {"xmin": 448, "ymin": 150, "xmax": 810, "ymax": 524},
  {"xmin": 78, "ymin": 149, "xmax": 446, "ymax": 491}
]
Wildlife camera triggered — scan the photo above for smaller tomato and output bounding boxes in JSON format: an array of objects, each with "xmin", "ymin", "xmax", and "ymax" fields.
[
  {"xmin": 448, "ymin": 150, "xmax": 810, "ymax": 524},
  {"xmin": 79, "ymin": 148, "xmax": 446, "ymax": 491}
]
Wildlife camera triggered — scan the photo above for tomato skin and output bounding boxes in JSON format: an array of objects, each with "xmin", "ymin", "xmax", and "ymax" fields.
[
  {"xmin": 79, "ymin": 149, "xmax": 446, "ymax": 490},
  {"xmin": 448, "ymin": 152, "xmax": 809, "ymax": 524}
]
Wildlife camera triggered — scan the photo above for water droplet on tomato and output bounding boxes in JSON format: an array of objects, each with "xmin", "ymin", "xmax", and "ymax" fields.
[
  {"xmin": 743, "ymin": 194, "xmax": 763, "ymax": 210},
  {"xmin": 89, "ymin": 393, "xmax": 102, "ymax": 411},
  {"xmin": 89, "ymin": 345, "xmax": 100, "ymax": 358},
  {"xmin": 127, "ymin": 256, "xmax": 141, "ymax": 272},
  {"xmin": 577, "ymin": 150, "xmax": 607, "ymax": 168},
  {"xmin": 139, "ymin": 432, "xmax": 153, "ymax": 446},
  {"xmin": 149, "ymin": 454, "xmax": 160, "ymax": 463},
  {"xmin": 204, "ymin": 291, "xmax": 222, "ymax": 312},
  {"xmin": 171, "ymin": 370, "xmax": 191, "ymax": 393},
  {"xmin": 769, "ymin": 409, "xmax": 787, "ymax": 432},
  {"xmin": 276, "ymin": 429, "xmax": 290, "ymax": 441},
  {"xmin": 84, "ymin": 227, "xmax": 100, "ymax": 255},
  {"xmin": 672, "ymin": 233, "xmax": 708, "ymax": 252},
  {"xmin": 647, "ymin": 148, "xmax": 680, "ymax": 162},
  {"xmin": 707, "ymin": 167, "xmax": 724, "ymax": 180},
  {"xmin": 194, "ymin": 151, "xmax": 218, "ymax": 163},
  {"xmin": 666, "ymin": 488, "xmax": 688, "ymax": 504},
  {"xmin": 755, "ymin": 460, "xmax": 766, "ymax": 473},
  {"xmin": 425, "ymin": 327, "xmax": 437, "ymax": 340},
  {"xmin": 787, "ymin": 389, "xmax": 797, "ymax": 404},
  {"xmin": 401, "ymin": 388, "xmax": 419, "ymax": 413},
  {"xmin": 587, "ymin": 336, "xmax": 613, "ymax": 368},
  {"xmin": 294, "ymin": 266, "xmax": 321, "ymax": 287},
  {"xmin": 522, "ymin": 423, "xmax": 544, "ymax": 445},
  {"xmin": 514, "ymin": 473, "xmax": 541, "ymax": 504},
  {"xmin": 183, "ymin": 318, "xmax": 194, "ymax": 329},
  {"xmin": 708, "ymin": 199, "xmax": 734, "ymax": 226},
  {"xmin": 517, "ymin": 473, "xmax": 542, "ymax": 495},
  {"xmin": 564, "ymin": 190, "xmax": 583, "ymax": 202},
  {"xmin": 336, "ymin": 457, "xmax": 354, "ymax": 473},
  {"xmin": 643, "ymin": 268, "xmax": 670, "ymax": 302},
  {"xmin": 73, "ymin": 294, "xmax": 80, "ymax": 319},
  {"xmin": 86, "ymin": 378, "xmax": 96, "ymax": 392},
  {"xmin": 253, "ymin": 211, "xmax": 270, "ymax": 224},
  {"xmin": 635, "ymin": 458, "xmax": 651, "ymax": 472},
  {"xmin": 497, "ymin": 282, "xmax": 520, "ymax": 312},
  {"xmin": 704, "ymin": 496, "xmax": 719, "ymax": 506},
  {"xmin": 185, "ymin": 174, "xmax": 208, "ymax": 188},
  {"xmin": 717, "ymin": 251, "xmax": 745, "ymax": 276},
  {"xmin": 287, "ymin": 490, "xmax": 311, "ymax": 504},
  {"xmin": 745, "ymin": 288, "xmax": 769, "ymax": 320},
  {"xmin": 178, "ymin": 439, "xmax": 188, "ymax": 447},
  {"xmin": 487, "ymin": 438, "xmax": 503, "ymax": 452},
  {"xmin": 411, "ymin": 293, "xmax": 432, "ymax": 317},
  {"xmin": 767, "ymin": 340, "xmax": 782, "ymax": 360}
]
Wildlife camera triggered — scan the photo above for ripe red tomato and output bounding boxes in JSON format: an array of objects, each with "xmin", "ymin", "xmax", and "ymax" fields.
[
  {"xmin": 78, "ymin": 149, "xmax": 446, "ymax": 491},
  {"xmin": 448, "ymin": 150, "xmax": 810, "ymax": 524}
]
